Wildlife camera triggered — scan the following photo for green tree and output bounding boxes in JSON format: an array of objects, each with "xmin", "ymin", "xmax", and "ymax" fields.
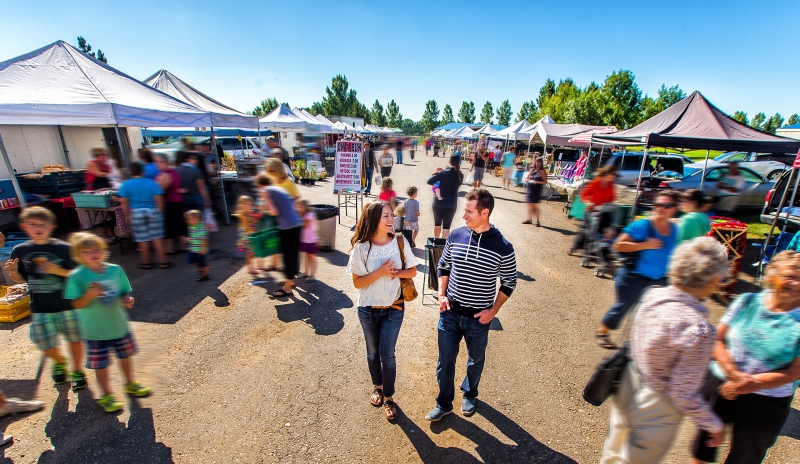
[
  {"xmin": 496, "ymin": 100, "xmax": 512, "ymax": 126},
  {"xmin": 309, "ymin": 102, "xmax": 324, "ymax": 115},
  {"xmin": 250, "ymin": 98, "xmax": 279, "ymax": 117},
  {"xmin": 600, "ymin": 70, "xmax": 642, "ymax": 129},
  {"xmin": 370, "ymin": 100, "xmax": 386, "ymax": 126},
  {"xmin": 516, "ymin": 102, "xmax": 531, "ymax": 123},
  {"xmin": 77, "ymin": 36, "xmax": 107, "ymax": 63},
  {"xmin": 321, "ymin": 75, "xmax": 363, "ymax": 117},
  {"xmin": 732, "ymin": 111, "xmax": 749, "ymax": 125},
  {"xmin": 441, "ymin": 104, "xmax": 455, "ymax": 125},
  {"xmin": 750, "ymin": 112, "xmax": 767, "ymax": 131},
  {"xmin": 539, "ymin": 78, "xmax": 581, "ymax": 123},
  {"xmin": 420, "ymin": 100, "xmax": 440, "ymax": 132},
  {"xmin": 458, "ymin": 101, "xmax": 476, "ymax": 123},
  {"xmin": 640, "ymin": 84, "xmax": 686, "ymax": 122},
  {"xmin": 386, "ymin": 100, "xmax": 403, "ymax": 127},
  {"xmin": 401, "ymin": 118, "xmax": 424, "ymax": 135},
  {"xmin": 763, "ymin": 113, "xmax": 784, "ymax": 134},
  {"xmin": 787, "ymin": 113, "xmax": 800, "ymax": 126},
  {"xmin": 479, "ymin": 102, "xmax": 493, "ymax": 124},
  {"xmin": 536, "ymin": 79, "xmax": 556, "ymax": 110},
  {"xmin": 564, "ymin": 88, "xmax": 604, "ymax": 125}
]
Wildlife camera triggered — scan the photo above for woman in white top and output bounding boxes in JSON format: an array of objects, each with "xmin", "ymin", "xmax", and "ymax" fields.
[
  {"xmin": 378, "ymin": 145, "xmax": 394, "ymax": 179},
  {"xmin": 347, "ymin": 201, "xmax": 417, "ymax": 421}
]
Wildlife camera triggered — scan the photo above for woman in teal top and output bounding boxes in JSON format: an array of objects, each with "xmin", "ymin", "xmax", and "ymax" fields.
[
  {"xmin": 692, "ymin": 250, "xmax": 800, "ymax": 463},
  {"xmin": 677, "ymin": 189, "xmax": 711, "ymax": 242}
]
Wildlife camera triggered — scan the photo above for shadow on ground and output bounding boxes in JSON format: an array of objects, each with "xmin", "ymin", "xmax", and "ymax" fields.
[
  {"xmin": 394, "ymin": 402, "xmax": 577, "ymax": 463},
  {"xmin": 259, "ymin": 280, "xmax": 352, "ymax": 336},
  {"xmin": 780, "ymin": 407, "xmax": 800, "ymax": 440}
]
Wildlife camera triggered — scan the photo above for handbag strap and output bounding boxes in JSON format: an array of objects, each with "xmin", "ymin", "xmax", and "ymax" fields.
[
  {"xmin": 617, "ymin": 284, "xmax": 663, "ymax": 346},
  {"xmin": 395, "ymin": 233, "xmax": 406, "ymax": 270}
]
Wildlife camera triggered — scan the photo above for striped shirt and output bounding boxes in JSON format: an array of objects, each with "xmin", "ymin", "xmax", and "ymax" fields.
[{"xmin": 438, "ymin": 225, "xmax": 517, "ymax": 316}]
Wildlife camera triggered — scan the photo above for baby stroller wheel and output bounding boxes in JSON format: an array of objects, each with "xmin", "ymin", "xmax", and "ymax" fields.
[
  {"xmin": 580, "ymin": 257, "xmax": 589, "ymax": 267},
  {"xmin": 594, "ymin": 267, "xmax": 604, "ymax": 277}
]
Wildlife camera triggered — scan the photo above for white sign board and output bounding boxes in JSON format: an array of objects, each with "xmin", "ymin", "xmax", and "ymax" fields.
[{"xmin": 334, "ymin": 141, "xmax": 363, "ymax": 192}]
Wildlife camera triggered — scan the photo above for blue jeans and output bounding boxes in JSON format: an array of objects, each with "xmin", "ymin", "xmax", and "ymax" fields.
[
  {"xmin": 435, "ymin": 309, "xmax": 491, "ymax": 411},
  {"xmin": 365, "ymin": 166, "xmax": 374, "ymax": 193},
  {"xmin": 601, "ymin": 268, "xmax": 666, "ymax": 330},
  {"xmin": 357, "ymin": 305, "xmax": 405, "ymax": 397},
  {"xmin": 396, "ymin": 149, "xmax": 403, "ymax": 164}
]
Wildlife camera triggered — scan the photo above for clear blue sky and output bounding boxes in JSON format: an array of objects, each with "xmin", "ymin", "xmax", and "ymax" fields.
[{"xmin": 2, "ymin": 0, "xmax": 798, "ymax": 122}]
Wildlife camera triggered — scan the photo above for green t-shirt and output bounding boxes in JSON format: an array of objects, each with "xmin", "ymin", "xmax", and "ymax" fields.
[
  {"xmin": 64, "ymin": 264, "xmax": 132, "ymax": 341},
  {"xmin": 677, "ymin": 212, "xmax": 711, "ymax": 243}
]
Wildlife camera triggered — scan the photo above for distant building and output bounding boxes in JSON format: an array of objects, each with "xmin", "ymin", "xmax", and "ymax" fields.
[{"xmin": 777, "ymin": 124, "xmax": 800, "ymax": 140}]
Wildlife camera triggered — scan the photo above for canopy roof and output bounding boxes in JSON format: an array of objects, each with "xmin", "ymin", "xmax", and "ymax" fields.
[
  {"xmin": 291, "ymin": 107, "xmax": 324, "ymax": 132},
  {"xmin": 530, "ymin": 121, "xmax": 616, "ymax": 147},
  {"xmin": 566, "ymin": 127, "xmax": 618, "ymax": 146},
  {"xmin": 492, "ymin": 119, "xmax": 536, "ymax": 140},
  {"xmin": 143, "ymin": 69, "xmax": 257, "ymax": 128},
  {"xmin": 476, "ymin": 123, "xmax": 502, "ymax": 135},
  {"xmin": 0, "ymin": 41, "xmax": 210, "ymax": 127},
  {"xmin": 447, "ymin": 126, "xmax": 477, "ymax": 139},
  {"xmin": 259, "ymin": 104, "xmax": 309, "ymax": 131},
  {"xmin": 593, "ymin": 91, "xmax": 800, "ymax": 153}
]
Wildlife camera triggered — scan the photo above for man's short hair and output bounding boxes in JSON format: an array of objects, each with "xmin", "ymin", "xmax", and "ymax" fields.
[
  {"xmin": 465, "ymin": 188, "xmax": 494, "ymax": 215},
  {"xmin": 129, "ymin": 161, "xmax": 144, "ymax": 177},
  {"xmin": 19, "ymin": 206, "xmax": 56, "ymax": 225},
  {"xmin": 265, "ymin": 137, "xmax": 277, "ymax": 145}
]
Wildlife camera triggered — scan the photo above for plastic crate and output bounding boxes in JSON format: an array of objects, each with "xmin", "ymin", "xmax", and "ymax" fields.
[
  {"xmin": 72, "ymin": 191, "xmax": 114, "ymax": 208},
  {"xmin": 0, "ymin": 287, "xmax": 30, "ymax": 322},
  {"xmin": 16, "ymin": 170, "xmax": 86, "ymax": 199}
]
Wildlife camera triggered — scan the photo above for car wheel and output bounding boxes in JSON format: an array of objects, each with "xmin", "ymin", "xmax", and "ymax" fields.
[{"xmin": 768, "ymin": 170, "xmax": 785, "ymax": 182}]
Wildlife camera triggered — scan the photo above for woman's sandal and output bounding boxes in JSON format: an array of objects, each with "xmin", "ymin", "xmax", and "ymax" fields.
[
  {"xmin": 596, "ymin": 330, "xmax": 618, "ymax": 350},
  {"xmin": 159, "ymin": 262, "xmax": 174, "ymax": 269},
  {"xmin": 270, "ymin": 289, "xmax": 292, "ymax": 298},
  {"xmin": 383, "ymin": 400, "xmax": 397, "ymax": 420},
  {"xmin": 138, "ymin": 263, "xmax": 154, "ymax": 270},
  {"xmin": 522, "ymin": 220, "xmax": 533, "ymax": 224},
  {"xmin": 197, "ymin": 275, "xmax": 210, "ymax": 282},
  {"xmin": 369, "ymin": 388, "xmax": 383, "ymax": 407}
]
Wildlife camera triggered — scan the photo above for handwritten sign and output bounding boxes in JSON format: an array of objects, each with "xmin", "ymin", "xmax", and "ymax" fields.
[{"xmin": 334, "ymin": 141, "xmax": 363, "ymax": 192}]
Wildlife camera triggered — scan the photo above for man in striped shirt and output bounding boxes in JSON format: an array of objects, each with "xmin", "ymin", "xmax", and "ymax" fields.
[{"xmin": 426, "ymin": 188, "xmax": 517, "ymax": 421}]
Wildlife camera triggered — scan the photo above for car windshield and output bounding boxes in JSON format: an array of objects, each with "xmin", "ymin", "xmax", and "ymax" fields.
[
  {"xmin": 683, "ymin": 166, "xmax": 702, "ymax": 176},
  {"xmin": 712, "ymin": 153, "xmax": 730, "ymax": 162}
]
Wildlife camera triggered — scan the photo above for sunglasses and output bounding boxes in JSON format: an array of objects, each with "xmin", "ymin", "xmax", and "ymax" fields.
[{"xmin": 654, "ymin": 203, "xmax": 677, "ymax": 209}]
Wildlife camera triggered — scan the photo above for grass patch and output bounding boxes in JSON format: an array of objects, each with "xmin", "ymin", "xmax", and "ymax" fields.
[{"xmin": 738, "ymin": 214, "xmax": 776, "ymax": 240}]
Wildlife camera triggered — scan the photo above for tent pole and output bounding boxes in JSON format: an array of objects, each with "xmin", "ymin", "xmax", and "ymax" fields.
[
  {"xmin": 0, "ymin": 134, "xmax": 27, "ymax": 208},
  {"xmin": 211, "ymin": 127, "xmax": 230, "ymax": 225},
  {"xmin": 699, "ymin": 149, "xmax": 711, "ymax": 190},
  {"xmin": 143, "ymin": 127, "xmax": 151, "ymax": 148},
  {"xmin": 630, "ymin": 146, "xmax": 650, "ymax": 223},
  {"xmin": 56, "ymin": 125, "xmax": 71, "ymax": 168},
  {"xmin": 781, "ymin": 170, "xmax": 800, "ymax": 235},
  {"xmin": 113, "ymin": 124, "xmax": 130, "ymax": 168},
  {"xmin": 763, "ymin": 167, "xmax": 797, "ymax": 254}
]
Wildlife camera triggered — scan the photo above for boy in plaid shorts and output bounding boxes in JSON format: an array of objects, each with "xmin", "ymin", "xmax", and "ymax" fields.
[
  {"xmin": 5, "ymin": 207, "xmax": 86, "ymax": 391},
  {"xmin": 118, "ymin": 161, "xmax": 170, "ymax": 270},
  {"xmin": 65, "ymin": 233, "xmax": 151, "ymax": 413}
]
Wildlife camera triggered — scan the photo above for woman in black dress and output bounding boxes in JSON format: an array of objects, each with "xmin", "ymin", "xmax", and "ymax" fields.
[{"xmin": 523, "ymin": 157, "xmax": 547, "ymax": 226}]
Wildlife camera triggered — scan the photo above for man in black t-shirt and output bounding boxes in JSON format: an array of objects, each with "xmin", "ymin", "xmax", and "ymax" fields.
[{"xmin": 5, "ymin": 207, "xmax": 85, "ymax": 391}]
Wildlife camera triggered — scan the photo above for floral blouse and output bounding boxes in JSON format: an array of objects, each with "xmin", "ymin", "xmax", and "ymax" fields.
[{"xmin": 630, "ymin": 286, "xmax": 723, "ymax": 433}]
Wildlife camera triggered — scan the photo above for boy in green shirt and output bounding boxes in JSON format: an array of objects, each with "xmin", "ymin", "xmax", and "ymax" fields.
[{"xmin": 64, "ymin": 232, "xmax": 151, "ymax": 413}]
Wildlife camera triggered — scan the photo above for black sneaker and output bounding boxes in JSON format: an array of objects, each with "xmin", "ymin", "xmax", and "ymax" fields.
[
  {"xmin": 52, "ymin": 361, "xmax": 67, "ymax": 385},
  {"xmin": 71, "ymin": 371, "xmax": 88, "ymax": 392}
]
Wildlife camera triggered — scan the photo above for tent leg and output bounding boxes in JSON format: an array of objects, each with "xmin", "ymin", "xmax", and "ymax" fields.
[
  {"xmin": 0, "ymin": 134, "xmax": 27, "ymax": 208},
  {"xmin": 57, "ymin": 125, "xmax": 71, "ymax": 168},
  {"xmin": 630, "ymin": 147, "xmax": 650, "ymax": 223},
  {"xmin": 763, "ymin": 167, "xmax": 797, "ymax": 254},
  {"xmin": 114, "ymin": 124, "xmax": 130, "ymax": 168},
  {"xmin": 699, "ymin": 149, "xmax": 710, "ymax": 190},
  {"xmin": 211, "ymin": 127, "xmax": 230, "ymax": 225},
  {"xmin": 781, "ymin": 169, "xmax": 800, "ymax": 235},
  {"xmin": 143, "ymin": 127, "xmax": 151, "ymax": 148}
]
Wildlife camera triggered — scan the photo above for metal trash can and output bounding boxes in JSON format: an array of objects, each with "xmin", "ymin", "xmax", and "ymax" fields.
[
  {"xmin": 425, "ymin": 238, "xmax": 447, "ymax": 291},
  {"xmin": 310, "ymin": 204, "xmax": 339, "ymax": 251}
]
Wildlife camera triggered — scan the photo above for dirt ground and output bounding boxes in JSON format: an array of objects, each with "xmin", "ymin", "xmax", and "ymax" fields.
[{"xmin": 0, "ymin": 149, "xmax": 797, "ymax": 463}]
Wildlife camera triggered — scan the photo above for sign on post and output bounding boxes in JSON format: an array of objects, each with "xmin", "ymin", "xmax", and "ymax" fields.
[{"xmin": 334, "ymin": 141, "xmax": 363, "ymax": 192}]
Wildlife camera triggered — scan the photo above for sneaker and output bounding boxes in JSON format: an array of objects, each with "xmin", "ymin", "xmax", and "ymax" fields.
[
  {"xmin": 461, "ymin": 397, "xmax": 477, "ymax": 416},
  {"xmin": 97, "ymin": 394, "xmax": 123, "ymax": 413},
  {"xmin": 425, "ymin": 406, "xmax": 452, "ymax": 422},
  {"xmin": 0, "ymin": 398, "xmax": 44, "ymax": 418},
  {"xmin": 52, "ymin": 361, "xmax": 67, "ymax": 384},
  {"xmin": 124, "ymin": 382, "xmax": 152, "ymax": 398},
  {"xmin": 71, "ymin": 371, "xmax": 88, "ymax": 392}
]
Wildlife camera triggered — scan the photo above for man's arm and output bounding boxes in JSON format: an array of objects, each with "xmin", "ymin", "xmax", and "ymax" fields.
[{"xmin": 474, "ymin": 247, "xmax": 517, "ymax": 324}]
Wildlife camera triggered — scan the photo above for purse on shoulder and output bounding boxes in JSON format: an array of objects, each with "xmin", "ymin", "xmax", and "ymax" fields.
[
  {"xmin": 582, "ymin": 346, "xmax": 629, "ymax": 406},
  {"xmin": 395, "ymin": 233, "xmax": 418, "ymax": 302}
]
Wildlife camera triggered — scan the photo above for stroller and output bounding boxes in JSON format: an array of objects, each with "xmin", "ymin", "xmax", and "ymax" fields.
[{"xmin": 579, "ymin": 207, "xmax": 619, "ymax": 277}]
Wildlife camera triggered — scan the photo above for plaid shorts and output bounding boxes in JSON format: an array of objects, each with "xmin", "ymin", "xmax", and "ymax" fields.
[
  {"xmin": 404, "ymin": 221, "xmax": 419, "ymax": 231},
  {"xmin": 131, "ymin": 208, "xmax": 164, "ymax": 242},
  {"xmin": 85, "ymin": 332, "xmax": 138, "ymax": 370},
  {"xmin": 30, "ymin": 310, "xmax": 82, "ymax": 351}
]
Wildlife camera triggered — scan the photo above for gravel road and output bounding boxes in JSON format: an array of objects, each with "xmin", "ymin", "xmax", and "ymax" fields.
[{"xmin": 1, "ymin": 148, "xmax": 797, "ymax": 463}]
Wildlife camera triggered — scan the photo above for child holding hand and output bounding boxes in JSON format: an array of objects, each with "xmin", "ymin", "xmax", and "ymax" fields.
[
  {"xmin": 64, "ymin": 233, "xmax": 151, "ymax": 413},
  {"xmin": 404, "ymin": 186, "xmax": 421, "ymax": 247}
]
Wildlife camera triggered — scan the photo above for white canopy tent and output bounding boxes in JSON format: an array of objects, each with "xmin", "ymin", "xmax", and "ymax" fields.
[
  {"xmin": 476, "ymin": 123, "xmax": 501, "ymax": 135},
  {"xmin": 447, "ymin": 126, "xmax": 477, "ymax": 139},
  {"xmin": 291, "ymin": 108, "xmax": 324, "ymax": 132},
  {"xmin": 259, "ymin": 104, "xmax": 310, "ymax": 132},
  {"xmin": 529, "ymin": 122, "xmax": 615, "ymax": 147},
  {"xmin": 143, "ymin": 69, "xmax": 257, "ymax": 129},
  {"xmin": 492, "ymin": 119, "xmax": 534, "ymax": 140},
  {"xmin": 315, "ymin": 114, "xmax": 341, "ymax": 133}
]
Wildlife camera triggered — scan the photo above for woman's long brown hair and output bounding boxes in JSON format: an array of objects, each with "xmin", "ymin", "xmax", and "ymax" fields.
[{"xmin": 350, "ymin": 201, "xmax": 392, "ymax": 251}]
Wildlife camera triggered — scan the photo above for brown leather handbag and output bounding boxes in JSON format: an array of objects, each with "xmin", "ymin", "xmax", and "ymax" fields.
[{"xmin": 395, "ymin": 233, "xmax": 418, "ymax": 302}]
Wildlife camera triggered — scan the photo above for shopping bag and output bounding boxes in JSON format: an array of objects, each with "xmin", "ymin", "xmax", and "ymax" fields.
[
  {"xmin": 374, "ymin": 175, "xmax": 382, "ymax": 186},
  {"xmin": 203, "ymin": 208, "xmax": 219, "ymax": 232},
  {"xmin": 465, "ymin": 171, "xmax": 474, "ymax": 185},
  {"xmin": 250, "ymin": 228, "xmax": 280, "ymax": 258}
]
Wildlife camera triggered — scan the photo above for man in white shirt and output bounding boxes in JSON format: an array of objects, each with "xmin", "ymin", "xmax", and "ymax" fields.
[{"xmin": 715, "ymin": 162, "xmax": 745, "ymax": 216}]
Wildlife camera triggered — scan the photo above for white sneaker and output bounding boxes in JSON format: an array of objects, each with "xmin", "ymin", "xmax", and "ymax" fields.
[{"xmin": 0, "ymin": 398, "xmax": 44, "ymax": 417}]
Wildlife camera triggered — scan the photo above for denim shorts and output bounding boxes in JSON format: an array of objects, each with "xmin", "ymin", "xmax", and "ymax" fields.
[
  {"xmin": 473, "ymin": 167, "xmax": 486, "ymax": 181},
  {"xmin": 30, "ymin": 310, "xmax": 82, "ymax": 351}
]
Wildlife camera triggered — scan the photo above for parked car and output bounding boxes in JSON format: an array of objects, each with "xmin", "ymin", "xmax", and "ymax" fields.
[
  {"xmin": 151, "ymin": 136, "xmax": 266, "ymax": 162},
  {"xmin": 699, "ymin": 152, "xmax": 793, "ymax": 181},
  {"xmin": 659, "ymin": 165, "xmax": 773, "ymax": 210},
  {"xmin": 597, "ymin": 152, "xmax": 688, "ymax": 186},
  {"xmin": 760, "ymin": 169, "xmax": 800, "ymax": 231}
]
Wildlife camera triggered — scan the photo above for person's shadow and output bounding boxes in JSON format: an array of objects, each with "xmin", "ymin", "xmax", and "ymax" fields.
[
  {"xmin": 39, "ymin": 388, "xmax": 173, "ymax": 463},
  {"xmin": 269, "ymin": 280, "xmax": 351, "ymax": 335},
  {"xmin": 780, "ymin": 407, "xmax": 800, "ymax": 440},
  {"xmin": 394, "ymin": 402, "xmax": 577, "ymax": 463}
]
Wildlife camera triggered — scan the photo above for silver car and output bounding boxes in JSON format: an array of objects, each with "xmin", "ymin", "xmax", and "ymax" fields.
[
  {"xmin": 660, "ymin": 165, "xmax": 774, "ymax": 209},
  {"xmin": 693, "ymin": 152, "xmax": 793, "ymax": 181}
]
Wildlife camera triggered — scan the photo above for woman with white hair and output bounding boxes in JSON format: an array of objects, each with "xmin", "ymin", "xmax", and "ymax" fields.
[{"xmin": 601, "ymin": 237, "xmax": 729, "ymax": 463}]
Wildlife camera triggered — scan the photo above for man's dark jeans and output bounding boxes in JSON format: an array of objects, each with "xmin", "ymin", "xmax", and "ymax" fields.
[
  {"xmin": 435, "ymin": 309, "xmax": 491, "ymax": 411},
  {"xmin": 357, "ymin": 305, "xmax": 404, "ymax": 398},
  {"xmin": 365, "ymin": 166, "xmax": 374, "ymax": 193},
  {"xmin": 600, "ymin": 268, "xmax": 666, "ymax": 330}
]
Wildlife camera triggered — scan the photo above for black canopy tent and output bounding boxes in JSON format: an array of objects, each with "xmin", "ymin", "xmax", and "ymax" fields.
[{"xmin": 591, "ymin": 91, "xmax": 800, "ymax": 230}]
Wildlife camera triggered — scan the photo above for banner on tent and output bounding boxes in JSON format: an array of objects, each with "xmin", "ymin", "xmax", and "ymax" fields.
[{"xmin": 334, "ymin": 141, "xmax": 363, "ymax": 192}]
